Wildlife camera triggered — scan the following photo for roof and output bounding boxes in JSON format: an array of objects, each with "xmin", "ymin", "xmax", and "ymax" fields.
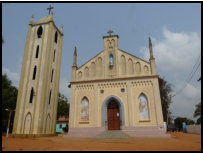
[
  {"xmin": 57, "ymin": 116, "xmax": 69, "ymax": 121},
  {"xmin": 32, "ymin": 15, "xmax": 63, "ymax": 36},
  {"xmin": 34, "ymin": 15, "xmax": 53, "ymax": 25}
]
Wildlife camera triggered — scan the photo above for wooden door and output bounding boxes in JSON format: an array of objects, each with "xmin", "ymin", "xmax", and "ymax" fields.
[{"xmin": 107, "ymin": 100, "xmax": 120, "ymax": 130}]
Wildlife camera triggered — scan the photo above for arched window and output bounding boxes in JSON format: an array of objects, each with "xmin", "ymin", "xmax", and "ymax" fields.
[
  {"xmin": 144, "ymin": 65, "xmax": 149, "ymax": 74},
  {"xmin": 97, "ymin": 57, "xmax": 103, "ymax": 77},
  {"xmin": 48, "ymin": 90, "xmax": 52, "ymax": 105},
  {"xmin": 109, "ymin": 54, "xmax": 114, "ymax": 66},
  {"xmin": 77, "ymin": 71, "xmax": 82, "ymax": 80},
  {"xmin": 80, "ymin": 97, "xmax": 89, "ymax": 121},
  {"xmin": 120, "ymin": 55, "xmax": 126, "ymax": 75},
  {"xmin": 54, "ymin": 31, "xmax": 58, "ymax": 43},
  {"xmin": 135, "ymin": 62, "xmax": 141, "ymax": 73},
  {"xmin": 35, "ymin": 45, "xmax": 39, "ymax": 58},
  {"xmin": 128, "ymin": 58, "xmax": 133, "ymax": 75},
  {"xmin": 32, "ymin": 66, "xmax": 37, "ymax": 80},
  {"xmin": 138, "ymin": 93, "xmax": 150, "ymax": 120},
  {"xmin": 37, "ymin": 26, "xmax": 43, "ymax": 38},
  {"xmin": 29, "ymin": 88, "xmax": 34, "ymax": 103},
  {"xmin": 51, "ymin": 69, "xmax": 54, "ymax": 83},
  {"xmin": 84, "ymin": 67, "xmax": 89, "ymax": 78},
  {"xmin": 90, "ymin": 62, "xmax": 95, "ymax": 77},
  {"xmin": 53, "ymin": 50, "xmax": 56, "ymax": 62}
]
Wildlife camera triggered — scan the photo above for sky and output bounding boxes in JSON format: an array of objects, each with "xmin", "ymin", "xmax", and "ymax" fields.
[{"xmin": 2, "ymin": 3, "xmax": 201, "ymax": 122}]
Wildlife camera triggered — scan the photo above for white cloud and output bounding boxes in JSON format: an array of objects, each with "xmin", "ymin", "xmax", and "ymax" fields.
[
  {"xmin": 141, "ymin": 27, "xmax": 201, "ymax": 74},
  {"xmin": 182, "ymin": 83, "xmax": 201, "ymax": 99},
  {"xmin": 2, "ymin": 67, "xmax": 20, "ymax": 88},
  {"xmin": 140, "ymin": 27, "xmax": 201, "ymax": 120}
]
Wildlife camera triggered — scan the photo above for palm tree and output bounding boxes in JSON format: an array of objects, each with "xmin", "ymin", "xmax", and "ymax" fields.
[{"xmin": 193, "ymin": 102, "xmax": 201, "ymax": 124}]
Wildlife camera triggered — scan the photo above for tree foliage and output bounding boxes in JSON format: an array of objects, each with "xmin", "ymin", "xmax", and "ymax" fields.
[
  {"xmin": 57, "ymin": 93, "xmax": 69, "ymax": 119},
  {"xmin": 193, "ymin": 102, "xmax": 201, "ymax": 124},
  {"xmin": 174, "ymin": 117, "xmax": 195, "ymax": 131},
  {"xmin": 158, "ymin": 77, "xmax": 173, "ymax": 124},
  {"xmin": 2, "ymin": 74, "xmax": 18, "ymax": 132}
]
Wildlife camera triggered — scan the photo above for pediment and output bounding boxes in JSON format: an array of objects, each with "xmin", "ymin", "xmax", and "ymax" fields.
[{"xmin": 75, "ymin": 48, "xmax": 152, "ymax": 82}]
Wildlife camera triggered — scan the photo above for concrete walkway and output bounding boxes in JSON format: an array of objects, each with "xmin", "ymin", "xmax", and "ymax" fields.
[{"xmin": 94, "ymin": 130, "xmax": 130, "ymax": 139}]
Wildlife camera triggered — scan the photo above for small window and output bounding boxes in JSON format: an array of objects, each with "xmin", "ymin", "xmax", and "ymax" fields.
[
  {"xmin": 36, "ymin": 46, "xmax": 39, "ymax": 58},
  {"xmin": 121, "ymin": 88, "xmax": 125, "ymax": 93},
  {"xmin": 49, "ymin": 90, "xmax": 52, "ymax": 104},
  {"xmin": 55, "ymin": 32, "xmax": 58, "ymax": 43},
  {"xmin": 109, "ymin": 54, "xmax": 114, "ymax": 66},
  {"xmin": 32, "ymin": 66, "xmax": 37, "ymax": 80},
  {"xmin": 37, "ymin": 26, "xmax": 43, "ymax": 38},
  {"xmin": 29, "ymin": 88, "xmax": 34, "ymax": 103},
  {"xmin": 53, "ymin": 50, "xmax": 56, "ymax": 62},
  {"xmin": 100, "ymin": 89, "xmax": 104, "ymax": 94},
  {"xmin": 51, "ymin": 69, "xmax": 54, "ymax": 83}
]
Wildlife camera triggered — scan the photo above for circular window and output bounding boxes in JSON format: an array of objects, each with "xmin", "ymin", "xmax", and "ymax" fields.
[
  {"xmin": 121, "ymin": 88, "xmax": 125, "ymax": 93},
  {"xmin": 100, "ymin": 89, "xmax": 104, "ymax": 94}
]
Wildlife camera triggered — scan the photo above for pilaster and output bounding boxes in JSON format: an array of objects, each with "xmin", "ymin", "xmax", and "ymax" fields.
[{"xmin": 127, "ymin": 81, "xmax": 133, "ymax": 126}]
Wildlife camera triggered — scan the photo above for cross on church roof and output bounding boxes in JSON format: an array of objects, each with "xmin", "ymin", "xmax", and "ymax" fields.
[
  {"xmin": 47, "ymin": 5, "xmax": 54, "ymax": 15},
  {"xmin": 107, "ymin": 30, "xmax": 114, "ymax": 36}
]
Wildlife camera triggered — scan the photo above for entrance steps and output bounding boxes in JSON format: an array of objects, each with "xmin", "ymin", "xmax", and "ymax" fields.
[
  {"xmin": 122, "ymin": 126, "xmax": 171, "ymax": 138},
  {"xmin": 94, "ymin": 130, "xmax": 130, "ymax": 139},
  {"xmin": 64, "ymin": 127, "xmax": 105, "ymax": 138},
  {"xmin": 63, "ymin": 126, "xmax": 170, "ymax": 138}
]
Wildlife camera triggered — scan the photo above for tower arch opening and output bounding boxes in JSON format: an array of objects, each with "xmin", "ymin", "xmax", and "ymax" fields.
[{"xmin": 37, "ymin": 26, "xmax": 43, "ymax": 38}]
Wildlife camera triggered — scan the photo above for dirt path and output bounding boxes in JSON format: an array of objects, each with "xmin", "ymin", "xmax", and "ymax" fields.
[{"xmin": 2, "ymin": 132, "xmax": 201, "ymax": 151}]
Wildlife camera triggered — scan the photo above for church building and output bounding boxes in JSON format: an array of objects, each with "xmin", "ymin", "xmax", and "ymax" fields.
[{"xmin": 67, "ymin": 31, "xmax": 169, "ymax": 137}]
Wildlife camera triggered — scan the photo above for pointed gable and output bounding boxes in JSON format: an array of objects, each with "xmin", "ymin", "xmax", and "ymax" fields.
[{"xmin": 73, "ymin": 32, "xmax": 152, "ymax": 82}]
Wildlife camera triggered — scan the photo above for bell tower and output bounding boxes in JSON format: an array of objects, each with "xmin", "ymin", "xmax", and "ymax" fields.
[
  {"xmin": 103, "ymin": 30, "xmax": 119, "ymax": 78},
  {"xmin": 12, "ymin": 8, "xmax": 64, "ymax": 136}
]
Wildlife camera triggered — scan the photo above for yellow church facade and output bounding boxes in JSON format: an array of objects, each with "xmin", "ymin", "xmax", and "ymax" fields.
[{"xmin": 67, "ymin": 32, "xmax": 169, "ymax": 137}]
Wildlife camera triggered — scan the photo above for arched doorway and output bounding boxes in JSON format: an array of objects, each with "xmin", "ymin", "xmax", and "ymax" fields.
[
  {"xmin": 101, "ymin": 95, "xmax": 125, "ymax": 130},
  {"xmin": 107, "ymin": 100, "xmax": 120, "ymax": 130},
  {"xmin": 23, "ymin": 113, "xmax": 32, "ymax": 134}
]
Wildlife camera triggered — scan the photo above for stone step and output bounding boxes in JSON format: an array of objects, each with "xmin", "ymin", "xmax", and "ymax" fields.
[
  {"xmin": 122, "ymin": 126, "xmax": 171, "ymax": 138},
  {"xmin": 94, "ymin": 130, "xmax": 130, "ymax": 139},
  {"xmin": 64, "ymin": 127, "xmax": 105, "ymax": 138}
]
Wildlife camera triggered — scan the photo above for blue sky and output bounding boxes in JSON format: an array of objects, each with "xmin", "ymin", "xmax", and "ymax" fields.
[{"xmin": 2, "ymin": 3, "xmax": 201, "ymax": 121}]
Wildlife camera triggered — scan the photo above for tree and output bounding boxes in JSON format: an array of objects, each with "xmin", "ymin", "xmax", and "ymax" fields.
[
  {"xmin": 158, "ymin": 77, "xmax": 173, "ymax": 124},
  {"xmin": 193, "ymin": 102, "xmax": 201, "ymax": 124},
  {"xmin": 174, "ymin": 117, "xmax": 195, "ymax": 131},
  {"xmin": 57, "ymin": 93, "xmax": 69, "ymax": 119},
  {"xmin": 2, "ymin": 74, "xmax": 18, "ymax": 133}
]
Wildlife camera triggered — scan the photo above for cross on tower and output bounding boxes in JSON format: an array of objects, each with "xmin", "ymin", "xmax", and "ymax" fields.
[
  {"xmin": 47, "ymin": 5, "xmax": 54, "ymax": 15},
  {"xmin": 107, "ymin": 30, "xmax": 114, "ymax": 36}
]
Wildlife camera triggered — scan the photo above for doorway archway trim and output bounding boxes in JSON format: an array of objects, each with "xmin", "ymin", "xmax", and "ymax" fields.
[{"xmin": 101, "ymin": 95, "xmax": 125, "ymax": 129}]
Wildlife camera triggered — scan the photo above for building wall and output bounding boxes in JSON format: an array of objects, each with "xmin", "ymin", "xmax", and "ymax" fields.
[
  {"xmin": 69, "ymin": 77, "xmax": 163, "ymax": 129},
  {"xmin": 186, "ymin": 125, "xmax": 201, "ymax": 134}
]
